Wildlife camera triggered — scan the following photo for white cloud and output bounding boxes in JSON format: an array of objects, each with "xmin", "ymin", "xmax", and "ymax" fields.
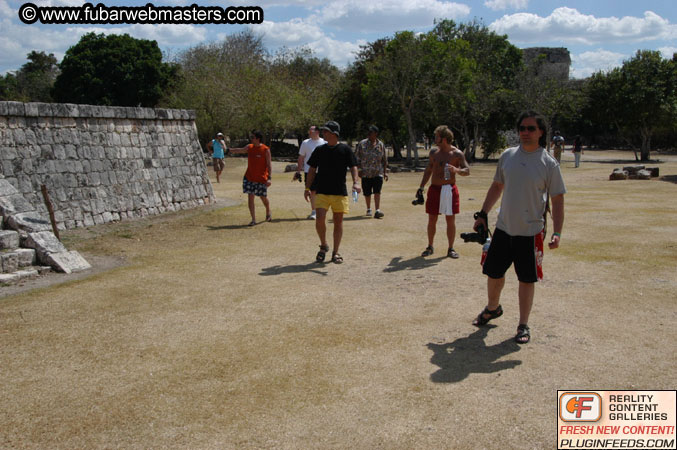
[
  {"xmin": 570, "ymin": 49, "xmax": 626, "ymax": 78},
  {"xmin": 484, "ymin": 0, "xmax": 528, "ymax": 12},
  {"xmin": 312, "ymin": 0, "xmax": 471, "ymax": 32},
  {"xmin": 659, "ymin": 46, "xmax": 677, "ymax": 59},
  {"xmin": 246, "ymin": 19, "xmax": 364, "ymax": 67},
  {"xmin": 490, "ymin": 7, "xmax": 677, "ymax": 45}
]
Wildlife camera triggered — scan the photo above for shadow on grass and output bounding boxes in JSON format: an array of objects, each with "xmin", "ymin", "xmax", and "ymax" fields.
[
  {"xmin": 259, "ymin": 262, "xmax": 328, "ymax": 276},
  {"xmin": 207, "ymin": 217, "xmax": 307, "ymax": 230},
  {"xmin": 585, "ymin": 159, "xmax": 665, "ymax": 165},
  {"xmin": 383, "ymin": 255, "xmax": 446, "ymax": 272},
  {"xmin": 427, "ymin": 327, "xmax": 521, "ymax": 383},
  {"xmin": 659, "ymin": 175, "xmax": 677, "ymax": 185}
]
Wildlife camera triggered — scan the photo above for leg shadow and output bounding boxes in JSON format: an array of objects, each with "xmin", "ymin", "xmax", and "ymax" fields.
[
  {"xmin": 259, "ymin": 262, "xmax": 328, "ymax": 276},
  {"xmin": 427, "ymin": 327, "xmax": 522, "ymax": 383},
  {"xmin": 383, "ymin": 255, "xmax": 446, "ymax": 272}
]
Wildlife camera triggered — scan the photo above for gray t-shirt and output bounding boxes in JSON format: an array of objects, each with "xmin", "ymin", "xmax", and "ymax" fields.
[{"xmin": 494, "ymin": 146, "xmax": 566, "ymax": 236}]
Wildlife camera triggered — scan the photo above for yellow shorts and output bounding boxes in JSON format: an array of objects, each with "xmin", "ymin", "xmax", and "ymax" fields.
[{"xmin": 315, "ymin": 194, "xmax": 350, "ymax": 214}]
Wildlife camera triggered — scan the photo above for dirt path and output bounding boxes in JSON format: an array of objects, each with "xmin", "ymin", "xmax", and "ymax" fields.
[{"xmin": 1, "ymin": 150, "xmax": 676, "ymax": 449}]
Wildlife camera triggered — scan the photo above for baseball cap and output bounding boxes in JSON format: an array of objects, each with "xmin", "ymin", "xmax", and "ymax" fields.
[
  {"xmin": 320, "ymin": 121, "xmax": 340, "ymax": 136},
  {"xmin": 216, "ymin": 132, "xmax": 224, "ymax": 137},
  {"xmin": 368, "ymin": 125, "xmax": 379, "ymax": 133}
]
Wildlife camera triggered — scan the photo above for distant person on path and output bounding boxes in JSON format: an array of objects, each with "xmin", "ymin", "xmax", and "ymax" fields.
[
  {"xmin": 229, "ymin": 131, "xmax": 272, "ymax": 226},
  {"xmin": 471, "ymin": 111, "xmax": 566, "ymax": 344},
  {"xmin": 355, "ymin": 125, "xmax": 388, "ymax": 218},
  {"xmin": 206, "ymin": 132, "xmax": 227, "ymax": 183},
  {"xmin": 304, "ymin": 121, "xmax": 360, "ymax": 264},
  {"xmin": 296, "ymin": 125, "xmax": 326, "ymax": 220},
  {"xmin": 417, "ymin": 125, "xmax": 470, "ymax": 259},
  {"xmin": 573, "ymin": 135, "xmax": 583, "ymax": 168},
  {"xmin": 551, "ymin": 130, "xmax": 565, "ymax": 163}
]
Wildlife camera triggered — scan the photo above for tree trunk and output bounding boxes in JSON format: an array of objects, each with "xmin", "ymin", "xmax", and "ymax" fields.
[
  {"xmin": 404, "ymin": 108, "xmax": 417, "ymax": 166},
  {"xmin": 640, "ymin": 127, "xmax": 651, "ymax": 161},
  {"xmin": 392, "ymin": 141, "xmax": 403, "ymax": 160}
]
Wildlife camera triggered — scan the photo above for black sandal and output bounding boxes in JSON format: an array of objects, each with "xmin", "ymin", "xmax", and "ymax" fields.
[
  {"xmin": 447, "ymin": 248, "xmax": 459, "ymax": 259},
  {"xmin": 515, "ymin": 324, "xmax": 530, "ymax": 344},
  {"xmin": 316, "ymin": 244, "xmax": 329, "ymax": 263},
  {"xmin": 421, "ymin": 246, "xmax": 434, "ymax": 257},
  {"xmin": 331, "ymin": 252, "xmax": 343, "ymax": 264},
  {"xmin": 472, "ymin": 305, "xmax": 503, "ymax": 326}
]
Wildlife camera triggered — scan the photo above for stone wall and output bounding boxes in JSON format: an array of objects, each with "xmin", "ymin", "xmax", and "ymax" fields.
[
  {"xmin": 0, "ymin": 101, "xmax": 214, "ymax": 229},
  {"xmin": 523, "ymin": 47, "xmax": 571, "ymax": 80}
]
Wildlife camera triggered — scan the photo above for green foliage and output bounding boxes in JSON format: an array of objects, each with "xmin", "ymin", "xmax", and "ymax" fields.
[
  {"xmin": 53, "ymin": 33, "xmax": 178, "ymax": 107},
  {"xmin": 0, "ymin": 51, "xmax": 59, "ymax": 102},
  {"xmin": 583, "ymin": 50, "xmax": 677, "ymax": 160},
  {"xmin": 164, "ymin": 31, "xmax": 340, "ymax": 149}
]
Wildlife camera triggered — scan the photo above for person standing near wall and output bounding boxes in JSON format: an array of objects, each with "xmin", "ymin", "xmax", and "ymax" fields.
[
  {"xmin": 296, "ymin": 125, "xmax": 326, "ymax": 220},
  {"xmin": 573, "ymin": 135, "xmax": 583, "ymax": 168},
  {"xmin": 206, "ymin": 132, "xmax": 227, "ymax": 183},
  {"xmin": 229, "ymin": 131, "xmax": 272, "ymax": 226},
  {"xmin": 355, "ymin": 125, "xmax": 388, "ymax": 218}
]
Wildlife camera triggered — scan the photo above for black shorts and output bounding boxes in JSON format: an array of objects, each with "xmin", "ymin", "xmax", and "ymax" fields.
[
  {"xmin": 482, "ymin": 228, "xmax": 544, "ymax": 283},
  {"xmin": 361, "ymin": 176, "xmax": 383, "ymax": 196}
]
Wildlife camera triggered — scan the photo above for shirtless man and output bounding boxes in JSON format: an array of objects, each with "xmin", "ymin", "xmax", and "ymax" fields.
[{"xmin": 417, "ymin": 125, "xmax": 470, "ymax": 258}]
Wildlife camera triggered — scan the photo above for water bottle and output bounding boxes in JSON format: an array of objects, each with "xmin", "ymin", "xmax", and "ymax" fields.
[
  {"xmin": 480, "ymin": 237, "xmax": 491, "ymax": 266},
  {"xmin": 352, "ymin": 190, "xmax": 359, "ymax": 203},
  {"xmin": 444, "ymin": 163, "xmax": 451, "ymax": 180}
]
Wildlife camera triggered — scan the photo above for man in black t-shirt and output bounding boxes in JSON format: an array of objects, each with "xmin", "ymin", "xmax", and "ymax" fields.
[{"xmin": 304, "ymin": 121, "xmax": 360, "ymax": 264}]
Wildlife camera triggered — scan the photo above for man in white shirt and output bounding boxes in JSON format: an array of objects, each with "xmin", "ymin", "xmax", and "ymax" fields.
[{"xmin": 296, "ymin": 125, "xmax": 326, "ymax": 219}]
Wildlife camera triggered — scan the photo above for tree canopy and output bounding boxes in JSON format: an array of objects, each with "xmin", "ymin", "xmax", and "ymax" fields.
[
  {"xmin": 0, "ymin": 51, "xmax": 59, "ymax": 102},
  {"xmin": 53, "ymin": 32, "xmax": 178, "ymax": 107}
]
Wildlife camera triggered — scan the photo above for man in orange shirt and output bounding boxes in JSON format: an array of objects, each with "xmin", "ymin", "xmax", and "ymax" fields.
[{"xmin": 229, "ymin": 130, "xmax": 273, "ymax": 226}]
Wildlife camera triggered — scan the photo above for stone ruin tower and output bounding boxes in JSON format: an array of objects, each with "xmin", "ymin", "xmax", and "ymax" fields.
[{"xmin": 522, "ymin": 47, "xmax": 571, "ymax": 80}]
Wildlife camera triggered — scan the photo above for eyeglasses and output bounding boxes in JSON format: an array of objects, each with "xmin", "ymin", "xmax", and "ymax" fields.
[{"xmin": 519, "ymin": 125, "xmax": 538, "ymax": 132}]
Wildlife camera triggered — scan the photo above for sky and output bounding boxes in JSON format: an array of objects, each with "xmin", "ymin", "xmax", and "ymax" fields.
[{"xmin": 1, "ymin": 0, "xmax": 676, "ymax": 78}]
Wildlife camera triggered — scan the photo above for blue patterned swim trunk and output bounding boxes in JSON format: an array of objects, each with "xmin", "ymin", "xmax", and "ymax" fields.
[{"xmin": 242, "ymin": 176, "xmax": 268, "ymax": 197}]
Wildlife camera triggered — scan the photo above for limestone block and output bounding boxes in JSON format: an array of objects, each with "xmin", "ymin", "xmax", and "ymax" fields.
[
  {"xmin": 24, "ymin": 231, "xmax": 67, "ymax": 256},
  {"xmin": 43, "ymin": 250, "xmax": 91, "ymax": 274},
  {"xmin": 623, "ymin": 165, "xmax": 645, "ymax": 176},
  {"xmin": 0, "ymin": 230, "xmax": 20, "ymax": 249},
  {"xmin": 52, "ymin": 103, "xmax": 79, "ymax": 117},
  {"xmin": 0, "ymin": 193, "xmax": 34, "ymax": 216},
  {"xmin": 0, "ymin": 273, "xmax": 19, "ymax": 283},
  {"xmin": 1, "ymin": 252, "xmax": 18, "ymax": 273},
  {"xmin": 0, "ymin": 102, "xmax": 8, "ymax": 116},
  {"xmin": 16, "ymin": 268, "xmax": 39, "ymax": 280},
  {"xmin": 6, "ymin": 101, "xmax": 25, "ymax": 116},
  {"xmin": 636, "ymin": 169, "xmax": 651, "ymax": 180},
  {"xmin": 15, "ymin": 248, "xmax": 36, "ymax": 267},
  {"xmin": 609, "ymin": 169, "xmax": 628, "ymax": 180},
  {"xmin": 7, "ymin": 212, "xmax": 52, "ymax": 233}
]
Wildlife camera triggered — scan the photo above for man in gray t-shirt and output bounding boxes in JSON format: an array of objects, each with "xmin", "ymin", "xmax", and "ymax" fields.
[{"xmin": 471, "ymin": 111, "xmax": 566, "ymax": 345}]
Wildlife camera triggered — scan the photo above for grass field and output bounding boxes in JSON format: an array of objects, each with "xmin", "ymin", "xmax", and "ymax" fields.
[{"xmin": 1, "ymin": 149, "xmax": 676, "ymax": 449}]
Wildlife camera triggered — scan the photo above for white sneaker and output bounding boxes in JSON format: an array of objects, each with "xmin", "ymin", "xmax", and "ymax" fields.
[
  {"xmin": 366, "ymin": 209, "xmax": 372, "ymax": 216},
  {"xmin": 308, "ymin": 211, "xmax": 316, "ymax": 220}
]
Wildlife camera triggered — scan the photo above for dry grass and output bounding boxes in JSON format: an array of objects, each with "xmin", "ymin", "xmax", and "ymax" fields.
[{"xmin": 1, "ymin": 150, "xmax": 676, "ymax": 449}]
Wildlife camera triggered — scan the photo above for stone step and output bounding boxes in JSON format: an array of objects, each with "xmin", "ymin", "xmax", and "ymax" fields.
[
  {"xmin": 1, "ymin": 248, "xmax": 36, "ymax": 273},
  {"xmin": 0, "ymin": 266, "xmax": 51, "ymax": 285},
  {"xmin": 0, "ymin": 230, "xmax": 20, "ymax": 250}
]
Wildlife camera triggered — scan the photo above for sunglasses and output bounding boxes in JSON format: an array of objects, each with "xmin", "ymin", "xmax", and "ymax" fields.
[{"xmin": 519, "ymin": 125, "xmax": 538, "ymax": 132}]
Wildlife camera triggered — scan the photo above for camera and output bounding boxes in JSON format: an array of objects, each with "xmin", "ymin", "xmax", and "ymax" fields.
[
  {"xmin": 412, "ymin": 188, "xmax": 424, "ymax": 205},
  {"xmin": 460, "ymin": 211, "xmax": 489, "ymax": 244},
  {"xmin": 292, "ymin": 172, "xmax": 303, "ymax": 183}
]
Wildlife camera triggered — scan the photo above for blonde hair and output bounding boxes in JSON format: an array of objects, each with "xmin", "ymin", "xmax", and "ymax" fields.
[{"xmin": 434, "ymin": 125, "xmax": 454, "ymax": 144}]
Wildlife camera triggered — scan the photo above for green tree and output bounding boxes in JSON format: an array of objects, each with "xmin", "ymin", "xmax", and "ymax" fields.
[
  {"xmin": 0, "ymin": 51, "xmax": 59, "ymax": 102},
  {"xmin": 53, "ymin": 33, "xmax": 178, "ymax": 107},
  {"xmin": 584, "ymin": 50, "xmax": 676, "ymax": 161},
  {"xmin": 432, "ymin": 19, "xmax": 521, "ymax": 159},
  {"xmin": 364, "ymin": 31, "xmax": 448, "ymax": 166}
]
